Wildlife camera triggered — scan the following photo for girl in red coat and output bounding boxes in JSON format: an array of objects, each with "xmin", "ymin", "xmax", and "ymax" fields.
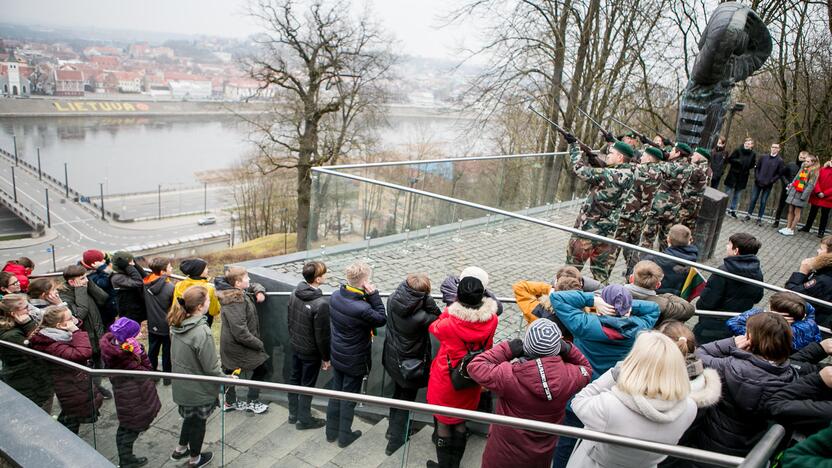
[
  {"xmin": 1, "ymin": 257, "xmax": 33, "ymax": 292},
  {"xmin": 28, "ymin": 304, "xmax": 103, "ymax": 433},
  {"xmin": 426, "ymin": 276, "xmax": 499, "ymax": 468},
  {"xmin": 800, "ymin": 162, "xmax": 832, "ymax": 237},
  {"xmin": 100, "ymin": 317, "xmax": 162, "ymax": 468}
]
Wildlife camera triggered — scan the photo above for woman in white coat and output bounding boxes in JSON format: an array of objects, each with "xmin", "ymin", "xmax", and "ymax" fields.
[{"xmin": 566, "ymin": 331, "xmax": 697, "ymax": 468}]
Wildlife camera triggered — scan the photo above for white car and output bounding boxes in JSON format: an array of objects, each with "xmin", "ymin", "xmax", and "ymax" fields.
[{"xmin": 197, "ymin": 216, "xmax": 217, "ymax": 226}]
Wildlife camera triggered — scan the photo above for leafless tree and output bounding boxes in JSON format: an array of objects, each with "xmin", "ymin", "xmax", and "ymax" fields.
[{"xmin": 242, "ymin": 0, "xmax": 394, "ymax": 250}]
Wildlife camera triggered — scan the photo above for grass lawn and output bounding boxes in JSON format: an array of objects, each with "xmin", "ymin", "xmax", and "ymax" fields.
[{"xmin": 201, "ymin": 232, "xmax": 297, "ymax": 277}]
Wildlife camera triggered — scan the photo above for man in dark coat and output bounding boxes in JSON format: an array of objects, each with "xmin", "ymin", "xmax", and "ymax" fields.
[
  {"xmin": 723, "ymin": 137, "xmax": 758, "ymax": 217},
  {"xmin": 382, "ymin": 273, "xmax": 441, "ymax": 454},
  {"xmin": 695, "ymin": 233, "xmax": 765, "ymax": 344},
  {"xmin": 110, "ymin": 251, "xmax": 147, "ymax": 323},
  {"xmin": 710, "ymin": 138, "xmax": 727, "ymax": 189},
  {"xmin": 745, "ymin": 142, "xmax": 784, "ymax": 224},
  {"xmin": 287, "ymin": 261, "xmax": 331, "ymax": 429},
  {"xmin": 143, "ymin": 258, "xmax": 174, "ymax": 382},
  {"xmin": 326, "ymin": 261, "xmax": 386, "ymax": 448},
  {"xmin": 216, "ymin": 267, "xmax": 269, "ymax": 414}
]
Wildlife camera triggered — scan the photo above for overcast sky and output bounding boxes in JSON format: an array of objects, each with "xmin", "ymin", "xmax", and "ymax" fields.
[{"xmin": 4, "ymin": 0, "xmax": 481, "ymax": 60}]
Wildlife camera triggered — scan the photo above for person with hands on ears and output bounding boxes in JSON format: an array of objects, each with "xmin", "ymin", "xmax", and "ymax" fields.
[
  {"xmin": 326, "ymin": 262, "xmax": 387, "ymax": 449},
  {"xmin": 0, "ymin": 294, "xmax": 54, "ymax": 412},
  {"xmin": 786, "ymin": 235, "xmax": 832, "ymax": 328},
  {"xmin": 468, "ymin": 319, "xmax": 591, "ymax": 468},
  {"xmin": 727, "ymin": 291, "xmax": 821, "ymax": 351}
]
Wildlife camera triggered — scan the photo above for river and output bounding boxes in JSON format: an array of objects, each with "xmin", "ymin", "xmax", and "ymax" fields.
[{"xmin": 0, "ymin": 110, "xmax": 478, "ymax": 196}]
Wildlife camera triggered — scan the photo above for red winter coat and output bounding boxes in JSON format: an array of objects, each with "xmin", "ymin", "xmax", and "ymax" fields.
[
  {"xmin": 426, "ymin": 299, "xmax": 499, "ymax": 425},
  {"xmin": 2, "ymin": 262, "xmax": 31, "ymax": 292},
  {"xmin": 468, "ymin": 342, "xmax": 593, "ymax": 468},
  {"xmin": 29, "ymin": 328, "xmax": 103, "ymax": 419},
  {"xmin": 99, "ymin": 332, "xmax": 161, "ymax": 431},
  {"xmin": 810, "ymin": 167, "xmax": 832, "ymax": 209}
]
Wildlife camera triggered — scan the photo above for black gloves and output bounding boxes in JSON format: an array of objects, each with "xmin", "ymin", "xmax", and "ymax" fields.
[
  {"xmin": 563, "ymin": 133, "xmax": 577, "ymax": 145},
  {"xmin": 601, "ymin": 131, "xmax": 615, "ymax": 143},
  {"xmin": 639, "ymin": 135, "xmax": 652, "ymax": 145},
  {"xmin": 508, "ymin": 339, "xmax": 525, "ymax": 359}
]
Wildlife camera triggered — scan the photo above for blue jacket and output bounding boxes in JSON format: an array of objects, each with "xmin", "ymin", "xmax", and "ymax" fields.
[
  {"xmin": 726, "ymin": 303, "xmax": 821, "ymax": 351},
  {"xmin": 329, "ymin": 285, "xmax": 387, "ymax": 376},
  {"xmin": 87, "ymin": 263, "xmax": 117, "ymax": 324},
  {"xmin": 550, "ymin": 291, "xmax": 660, "ymax": 379}
]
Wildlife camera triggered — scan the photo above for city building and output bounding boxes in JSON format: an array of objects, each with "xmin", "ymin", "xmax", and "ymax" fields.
[
  {"xmin": 0, "ymin": 51, "xmax": 32, "ymax": 97},
  {"xmin": 52, "ymin": 66, "xmax": 84, "ymax": 96}
]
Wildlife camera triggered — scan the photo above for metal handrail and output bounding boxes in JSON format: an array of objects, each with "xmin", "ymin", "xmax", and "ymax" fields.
[
  {"xmin": 314, "ymin": 164, "xmax": 832, "ymax": 311},
  {"xmin": 318, "ymin": 151, "xmax": 562, "ymax": 170},
  {"xmin": 0, "ymin": 339, "xmax": 767, "ymax": 467}
]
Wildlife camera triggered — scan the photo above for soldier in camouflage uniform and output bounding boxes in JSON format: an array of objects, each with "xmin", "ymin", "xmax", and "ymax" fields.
[
  {"xmin": 606, "ymin": 146, "xmax": 665, "ymax": 277},
  {"xmin": 565, "ymin": 139, "xmax": 636, "ymax": 284},
  {"xmin": 640, "ymin": 142, "xmax": 694, "ymax": 251},
  {"xmin": 679, "ymin": 147, "xmax": 714, "ymax": 231}
]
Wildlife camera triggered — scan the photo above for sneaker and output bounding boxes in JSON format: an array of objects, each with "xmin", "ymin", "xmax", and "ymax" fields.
[
  {"xmin": 163, "ymin": 378, "xmax": 171, "ymax": 386},
  {"xmin": 296, "ymin": 418, "xmax": 326, "ymax": 430},
  {"xmin": 798, "ymin": 226, "xmax": 811, "ymax": 232},
  {"xmin": 223, "ymin": 400, "xmax": 237, "ymax": 412},
  {"xmin": 756, "ymin": 219, "xmax": 762, "ymax": 226},
  {"xmin": 729, "ymin": 211, "xmax": 737, "ymax": 218},
  {"xmin": 338, "ymin": 430, "xmax": 362, "ymax": 448},
  {"xmin": 772, "ymin": 220, "xmax": 780, "ymax": 228},
  {"xmin": 743, "ymin": 214, "xmax": 751, "ymax": 221},
  {"xmin": 782, "ymin": 228, "xmax": 795, "ymax": 236},
  {"xmin": 246, "ymin": 400, "xmax": 269, "ymax": 414},
  {"xmin": 188, "ymin": 452, "xmax": 213, "ymax": 467},
  {"xmin": 97, "ymin": 385, "xmax": 113, "ymax": 400},
  {"xmin": 170, "ymin": 449, "xmax": 189, "ymax": 461}
]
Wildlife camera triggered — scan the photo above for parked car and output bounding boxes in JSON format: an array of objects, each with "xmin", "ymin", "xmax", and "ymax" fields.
[{"xmin": 197, "ymin": 216, "xmax": 217, "ymax": 226}]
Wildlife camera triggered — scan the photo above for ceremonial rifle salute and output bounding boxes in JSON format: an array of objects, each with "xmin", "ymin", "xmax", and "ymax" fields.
[{"xmin": 564, "ymin": 134, "xmax": 636, "ymax": 284}]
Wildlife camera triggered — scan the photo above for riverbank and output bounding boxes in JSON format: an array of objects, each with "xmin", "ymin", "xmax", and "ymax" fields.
[{"xmin": 0, "ymin": 97, "xmax": 472, "ymax": 119}]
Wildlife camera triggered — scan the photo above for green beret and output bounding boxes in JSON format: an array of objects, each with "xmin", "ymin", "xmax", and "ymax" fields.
[
  {"xmin": 645, "ymin": 146, "xmax": 665, "ymax": 161},
  {"xmin": 675, "ymin": 142, "xmax": 693, "ymax": 155},
  {"xmin": 612, "ymin": 141, "xmax": 635, "ymax": 160},
  {"xmin": 694, "ymin": 147, "xmax": 711, "ymax": 159}
]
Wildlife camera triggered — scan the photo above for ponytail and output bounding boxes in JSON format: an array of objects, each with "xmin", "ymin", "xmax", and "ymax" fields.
[{"xmin": 168, "ymin": 285, "xmax": 208, "ymax": 327}]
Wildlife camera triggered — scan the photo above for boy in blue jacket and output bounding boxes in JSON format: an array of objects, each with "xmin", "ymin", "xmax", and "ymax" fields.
[
  {"xmin": 727, "ymin": 291, "xmax": 821, "ymax": 351},
  {"xmin": 549, "ymin": 285, "xmax": 661, "ymax": 468}
]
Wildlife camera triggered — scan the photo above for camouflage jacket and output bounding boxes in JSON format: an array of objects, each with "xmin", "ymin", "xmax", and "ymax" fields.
[
  {"xmin": 649, "ymin": 157, "xmax": 691, "ymax": 214},
  {"xmin": 620, "ymin": 162, "xmax": 663, "ymax": 223},
  {"xmin": 681, "ymin": 159, "xmax": 713, "ymax": 208},
  {"xmin": 569, "ymin": 144, "xmax": 636, "ymax": 234}
]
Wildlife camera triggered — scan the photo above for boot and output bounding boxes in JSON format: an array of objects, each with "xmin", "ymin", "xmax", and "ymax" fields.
[
  {"xmin": 449, "ymin": 431, "xmax": 469, "ymax": 468},
  {"xmin": 428, "ymin": 434, "xmax": 456, "ymax": 468},
  {"xmin": 119, "ymin": 455, "xmax": 148, "ymax": 468}
]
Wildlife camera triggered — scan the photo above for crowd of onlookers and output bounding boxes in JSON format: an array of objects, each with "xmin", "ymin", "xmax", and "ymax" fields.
[
  {"xmin": 712, "ymin": 136, "xmax": 830, "ymax": 238},
  {"xmin": 0, "ymin": 220, "xmax": 831, "ymax": 467}
]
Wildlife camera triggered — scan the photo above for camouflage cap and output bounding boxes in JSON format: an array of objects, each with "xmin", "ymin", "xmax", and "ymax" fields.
[
  {"xmin": 694, "ymin": 147, "xmax": 711, "ymax": 159},
  {"xmin": 644, "ymin": 146, "xmax": 665, "ymax": 161},
  {"xmin": 612, "ymin": 141, "xmax": 635, "ymax": 159},
  {"xmin": 675, "ymin": 142, "xmax": 693, "ymax": 155}
]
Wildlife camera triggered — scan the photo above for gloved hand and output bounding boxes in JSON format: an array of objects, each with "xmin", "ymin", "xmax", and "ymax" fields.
[
  {"xmin": 601, "ymin": 131, "xmax": 615, "ymax": 143},
  {"xmin": 508, "ymin": 339, "xmax": 525, "ymax": 359},
  {"xmin": 559, "ymin": 341, "xmax": 572, "ymax": 356},
  {"xmin": 639, "ymin": 134, "xmax": 652, "ymax": 145},
  {"xmin": 563, "ymin": 133, "xmax": 577, "ymax": 145}
]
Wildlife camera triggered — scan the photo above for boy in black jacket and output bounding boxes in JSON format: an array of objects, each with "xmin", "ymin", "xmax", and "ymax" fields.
[
  {"xmin": 143, "ymin": 257, "xmax": 175, "ymax": 383},
  {"xmin": 695, "ymin": 233, "xmax": 764, "ymax": 344},
  {"xmin": 287, "ymin": 261, "xmax": 331, "ymax": 430}
]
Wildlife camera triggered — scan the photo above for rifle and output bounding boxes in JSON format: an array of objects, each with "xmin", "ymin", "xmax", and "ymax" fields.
[
  {"xmin": 608, "ymin": 115, "xmax": 665, "ymax": 150},
  {"xmin": 529, "ymin": 105, "xmax": 606, "ymax": 168},
  {"xmin": 577, "ymin": 108, "xmax": 617, "ymax": 144}
]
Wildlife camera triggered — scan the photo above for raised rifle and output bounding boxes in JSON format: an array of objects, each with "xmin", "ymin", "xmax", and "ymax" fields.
[
  {"xmin": 577, "ymin": 108, "xmax": 617, "ymax": 144},
  {"xmin": 529, "ymin": 105, "xmax": 606, "ymax": 168},
  {"xmin": 608, "ymin": 115, "xmax": 665, "ymax": 151}
]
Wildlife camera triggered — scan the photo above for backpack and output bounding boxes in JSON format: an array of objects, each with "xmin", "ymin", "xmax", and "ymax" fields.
[{"xmin": 447, "ymin": 339, "xmax": 488, "ymax": 390}]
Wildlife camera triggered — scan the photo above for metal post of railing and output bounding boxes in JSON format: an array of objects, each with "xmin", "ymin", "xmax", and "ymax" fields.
[
  {"xmin": 11, "ymin": 165, "xmax": 17, "ymax": 203},
  {"xmin": 63, "ymin": 162, "xmax": 69, "ymax": 197},
  {"xmin": 12, "ymin": 134, "xmax": 18, "ymax": 166},
  {"xmin": 736, "ymin": 425, "xmax": 786, "ymax": 468},
  {"xmin": 36, "ymin": 147, "xmax": 42, "ymax": 180},
  {"xmin": 44, "ymin": 188, "xmax": 50, "ymax": 228},
  {"xmin": 99, "ymin": 182, "xmax": 105, "ymax": 220}
]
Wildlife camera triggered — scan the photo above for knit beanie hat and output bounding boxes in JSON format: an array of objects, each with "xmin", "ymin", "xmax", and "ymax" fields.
[
  {"xmin": 523, "ymin": 319, "xmax": 563, "ymax": 358},
  {"xmin": 460, "ymin": 266, "xmax": 489, "ymax": 288},
  {"xmin": 109, "ymin": 317, "xmax": 140, "ymax": 343},
  {"xmin": 81, "ymin": 249, "xmax": 105, "ymax": 269},
  {"xmin": 600, "ymin": 284, "xmax": 633, "ymax": 317},
  {"xmin": 612, "ymin": 141, "xmax": 635, "ymax": 160},
  {"xmin": 180, "ymin": 258, "xmax": 208, "ymax": 278},
  {"xmin": 111, "ymin": 251, "xmax": 133, "ymax": 273},
  {"xmin": 457, "ymin": 276, "xmax": 485, "ymax": 308}
]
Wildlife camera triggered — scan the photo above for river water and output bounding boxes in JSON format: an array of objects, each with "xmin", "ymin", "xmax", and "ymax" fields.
[{"xmin": 0, "ymin": 111, "xmax": 478, "ymax": 196}]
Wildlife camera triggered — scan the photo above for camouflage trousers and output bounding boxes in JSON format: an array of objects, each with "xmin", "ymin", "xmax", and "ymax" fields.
[
  {"xmin": 640, "ymin": 208, "xmax": 678, "ymax": 251},
  {"xmin": 566, "ymin": 234, "xmax": 617, "ymax": 284},
  {"xmin": 608, "ymin": 219, "xmax": 644, "ymax": 278},
  {"xmin": 678, "ymin": 200, "xmax": 703, "ymax": 231}
]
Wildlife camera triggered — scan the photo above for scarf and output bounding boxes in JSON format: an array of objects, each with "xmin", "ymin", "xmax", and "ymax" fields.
[
  {"xmin": 793, "ymin": 164, "xmax": 817, "ymax": 192},
  {"xmin": 38, "ymin": 327, "xmax": 73, "ymax": 342}
]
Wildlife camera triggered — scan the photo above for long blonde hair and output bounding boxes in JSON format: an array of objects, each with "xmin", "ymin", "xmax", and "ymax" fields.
[
  {"xmin": 0, "ymin": 294, "xmax": 28, "ymax": 331},
  {"xmin": 616, "ymin": 331, "xmax": 690, "ymax": 401}
]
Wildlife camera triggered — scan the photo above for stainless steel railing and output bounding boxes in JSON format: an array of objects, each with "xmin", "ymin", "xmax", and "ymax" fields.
[{"xmin": 0, "ymin": 339, "xmax": 780, "ymax": 467}]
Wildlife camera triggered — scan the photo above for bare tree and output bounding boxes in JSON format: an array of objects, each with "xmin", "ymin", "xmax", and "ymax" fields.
[{"xmin": 243, "ymin": 0, "xmax": 394, "ymax": 250}]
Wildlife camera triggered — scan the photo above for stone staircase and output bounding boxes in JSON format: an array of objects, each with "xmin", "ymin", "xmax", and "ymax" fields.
[{"xmin": 75, "ymin": 384, "xmax": 487, "ymax": 467}]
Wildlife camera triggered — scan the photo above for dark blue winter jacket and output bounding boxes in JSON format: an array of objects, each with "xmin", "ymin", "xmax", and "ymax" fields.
[
  {"xmin": 644, "ymin": 245, "xmax": 700, "ymax": 296},
  {"xmin": 329, "ymin": 285, "xmax": 387, "ymax": 376}
]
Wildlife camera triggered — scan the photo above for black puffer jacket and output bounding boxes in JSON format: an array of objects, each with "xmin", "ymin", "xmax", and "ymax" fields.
[
  {"xmin": 789, "ymin": 341, "xmax": 830, "ymax": 375},
  {"xmin": 287, "ymin": 282, "xmax": 331, "ymax": 361},
  {"xmin": 382, "ymin": 281, "xmax": 441, "ymax": 388},
  {"xmin": 785, "ymin": 253, "xmax": 832, "ymax": 328},
  {"xmin": 695, "ymin": 255, "xmax": 764, "ymax": 344},
  {"xmin": 0, "ymin": 319, "xmax": 53, "ymax": 406},
  {"xmin": 766, "ymin": 371, "xmax": 832, "ymax": 435},
  {"xmin": 645, "ymin": 245, "xmax": 700, "ymax": 296},
  {"xmin": 111, "ymin": 265, "xmax": 147, "ymax": 323},
  {"xmin": 144, "ymin": 275, "xmax": 174, "ymax": 336},
  {"xmin": 689, "ymin": 338, "xmax": 798, "ymax": 457},
  {"xmin": 329, "ymin": 285, "xmax": 386, "ymax": 377}
]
